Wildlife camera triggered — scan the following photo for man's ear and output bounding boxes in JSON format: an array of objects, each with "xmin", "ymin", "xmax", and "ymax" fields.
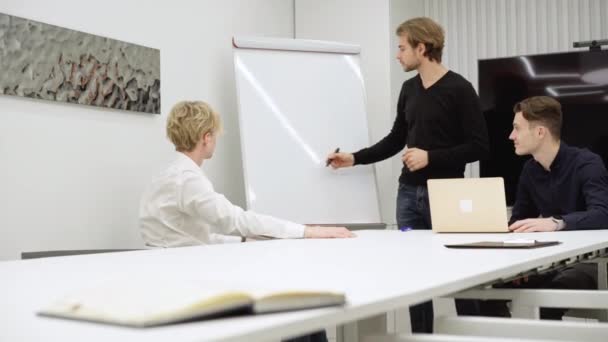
[
  {"xmin": 202, "ymin": 132, "xmax": 212, "ymax": 146},
  {"xmin": 416, "ymin": 42, "xmax": 426, "ymax": 55},
  {"xmin": 537, "ymin": 126, "xmax": 547, "ymax": 139}
]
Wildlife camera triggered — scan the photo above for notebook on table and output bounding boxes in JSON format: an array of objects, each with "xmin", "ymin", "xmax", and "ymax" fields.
[
  {"xmin": 38, "ymin": 281, "xmax": 346, "ymax": 327},
  {"xmin": 445, "ymin": 239, "xmax": 561, "ymax": 249}
]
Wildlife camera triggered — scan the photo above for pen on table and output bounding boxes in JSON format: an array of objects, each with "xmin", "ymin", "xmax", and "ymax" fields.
[{"xmin": 326, "ymin": 147, "xmax": 340, "ymax": 167}]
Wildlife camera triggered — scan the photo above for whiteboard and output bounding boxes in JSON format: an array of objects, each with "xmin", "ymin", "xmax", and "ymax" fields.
[{"xmin": 233, "ymin": 36, "xmax": 381, "ymax": 225}]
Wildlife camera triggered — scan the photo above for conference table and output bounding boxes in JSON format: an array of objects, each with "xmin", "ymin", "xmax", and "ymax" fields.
[{"xmin": 1, "ymin": 229, "xmax": 607, "ymax": 341}]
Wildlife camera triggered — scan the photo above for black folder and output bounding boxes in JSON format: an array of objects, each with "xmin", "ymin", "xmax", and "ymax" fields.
[{"xmin": 445, "ymin": 240, "xmax": 561, "ymax": 249}]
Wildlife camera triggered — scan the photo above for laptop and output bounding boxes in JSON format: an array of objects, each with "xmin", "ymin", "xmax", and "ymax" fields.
[{"xmin": 427, "ymin": 177, "xmax": 510, "ymax": 233}]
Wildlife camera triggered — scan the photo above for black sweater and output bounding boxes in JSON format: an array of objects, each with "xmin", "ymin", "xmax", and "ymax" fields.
[
  {"xmin": 510, "ymin": 143, "xmax": 608, "ymax": 230},
  {"xmin": 353, "ymin": 71, "xmax": 489, "ymax": 186}
]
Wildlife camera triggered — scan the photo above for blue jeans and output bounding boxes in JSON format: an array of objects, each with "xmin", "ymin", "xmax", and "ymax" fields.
[
  {"xmin": 396, "ymin": 183, "xmax": 479, "ymax": 333},
  {"xmin": 396, "ymin": 183, "xmax": 432, "ymax": 230},
  {"xmin": 396, "ymin": 183, "xmax": 433, "ymax": 333}
]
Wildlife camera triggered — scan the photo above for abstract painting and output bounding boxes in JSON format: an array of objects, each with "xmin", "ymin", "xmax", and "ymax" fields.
[{"xmin": 0, "ymin": 13, "xmax": 160, "ymax": 114}]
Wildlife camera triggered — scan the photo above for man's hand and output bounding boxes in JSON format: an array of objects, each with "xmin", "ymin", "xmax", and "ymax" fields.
[
  {"xmin": 327, "ymin": 152, "xmax": 355, "ymax": 169},
  {"xmin": 402, "ymin": 148, "xmax": 429, "ymax": 172},
  {"xmin": 509, "ymin": 218, "xmax": 558, "ymax": 233},
  {"xmin": 304, "ymin": 226, "xmax": 356, "ymax": 238}
]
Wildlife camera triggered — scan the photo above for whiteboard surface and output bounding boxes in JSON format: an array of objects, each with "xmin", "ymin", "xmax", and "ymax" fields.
[{"xmin": 234, "ymin": 38, "xmax": 381, "ymax": 224}]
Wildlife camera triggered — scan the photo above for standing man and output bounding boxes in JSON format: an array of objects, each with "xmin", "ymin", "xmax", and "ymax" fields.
[{"xmin": 327, "ymin": 17, "xmax": 489, "ymax": 332}]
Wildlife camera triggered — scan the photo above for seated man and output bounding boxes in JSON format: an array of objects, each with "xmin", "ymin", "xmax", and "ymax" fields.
[
  {"xmin": 140, "ymin": 100, "xmax": 354, "ymax": 246},
  {"xmin": 484, "ymin": 95, "xmax": 608, "ymax": 319},
  {"xmin": 140, "ymin": 101, "xmax": 354, "ymax": 342}
]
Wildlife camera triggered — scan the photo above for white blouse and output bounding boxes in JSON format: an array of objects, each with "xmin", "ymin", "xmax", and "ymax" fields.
[{"xmin": 139, "ymin": 153, "xmax": 305, "ymax": 247}]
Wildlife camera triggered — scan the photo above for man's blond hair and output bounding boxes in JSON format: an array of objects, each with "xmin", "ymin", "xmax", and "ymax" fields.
[
  {"xmin": 396, "ymin": 17, "xmax": 445, "ymax": 63},
  {"xmin": 166, "ymin": 101, "xmax": 222, "ymax": 152}
]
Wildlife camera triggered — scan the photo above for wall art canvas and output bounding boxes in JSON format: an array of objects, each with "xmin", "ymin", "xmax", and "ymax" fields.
[{"xmin": 0, "ymin": 13, "xmax": 160, "ymax": 114}]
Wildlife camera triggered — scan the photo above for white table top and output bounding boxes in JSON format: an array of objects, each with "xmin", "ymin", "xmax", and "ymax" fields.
[{"xmin": 2, "ymin": 229, "xmax": 608, "ymax": 341}]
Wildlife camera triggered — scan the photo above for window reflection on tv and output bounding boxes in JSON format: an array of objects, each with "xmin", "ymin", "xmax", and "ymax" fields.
[{"xmin": 478, "ymin": 50, "xmax": 608, "ymax": 205}]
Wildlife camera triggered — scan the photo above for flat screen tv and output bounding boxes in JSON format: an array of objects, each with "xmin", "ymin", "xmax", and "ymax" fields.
[{"xmin": 478, "ymin": 50, "xmax": 608, "ymax": 205}]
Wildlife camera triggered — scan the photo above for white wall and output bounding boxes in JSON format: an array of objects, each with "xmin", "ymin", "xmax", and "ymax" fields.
[
  {"xmin": 295, "ymin": 0, "xmax": 424, "ymax": 225},
  {"xmin": 0, "ymin": 0, "xmax": 294, "ymax": 261}
]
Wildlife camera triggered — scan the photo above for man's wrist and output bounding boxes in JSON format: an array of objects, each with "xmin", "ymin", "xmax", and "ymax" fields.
[{"xmin": 551, "ymin": 216, "xmax": 566, "ymax": 231}]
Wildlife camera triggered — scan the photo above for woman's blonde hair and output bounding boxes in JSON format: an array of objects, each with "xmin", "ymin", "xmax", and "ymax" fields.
[{"xmin": 166, "ymin": 101, "xmax": 222, "ymax": 152}]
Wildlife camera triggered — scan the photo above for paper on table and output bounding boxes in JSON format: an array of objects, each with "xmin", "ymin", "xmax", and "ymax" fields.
[{"xmin": 503, "ymin": 239, "xmax": 537, "ymax": 244}]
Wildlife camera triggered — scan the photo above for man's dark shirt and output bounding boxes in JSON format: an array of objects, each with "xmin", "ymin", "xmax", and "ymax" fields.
[
  {"xmin": 353, "ymin": 71, "xmax": 489, "ymax": 186},
  {"xmin": 510, "ymin": 142, "xmax": 608, "ymax": 230}
]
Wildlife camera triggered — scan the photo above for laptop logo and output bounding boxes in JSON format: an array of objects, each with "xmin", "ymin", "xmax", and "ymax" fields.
[{"xmin": 459, "ymin": 199, "xmax": 473, "ymax": 213}]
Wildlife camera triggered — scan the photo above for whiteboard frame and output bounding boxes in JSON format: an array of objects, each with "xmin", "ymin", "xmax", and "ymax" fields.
[
  {"xmin": 232, "ymin": 36, "xmax": 360, "ymax": 54},
  {"xmin": 232, "ymin": 36, "xmax": 384, "ymax": 227}
]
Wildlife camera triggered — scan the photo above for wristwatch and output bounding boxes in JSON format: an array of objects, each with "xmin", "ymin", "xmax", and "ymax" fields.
[{"xmin": 551, "ymin": 215, "xmax": 566, "ymax": 230}]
